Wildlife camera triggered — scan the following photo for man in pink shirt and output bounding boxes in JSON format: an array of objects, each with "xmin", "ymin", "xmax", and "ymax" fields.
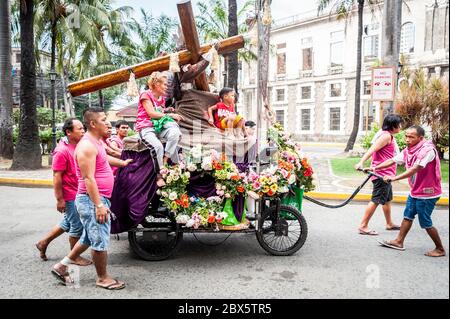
[
  {"xmin": 35, "ymin": 118, "xmax": 91, "ymax": 266},
  {"xmin": 109, "ymin": 120, "xmax": 129, "ymax": 151},
  {"xmin": 51, "ymin": 108, "xmax": 132, "ymax": 289},
  {"xmin": 370, "ymin": 125, "xmax": 445, "ymax": 257}
]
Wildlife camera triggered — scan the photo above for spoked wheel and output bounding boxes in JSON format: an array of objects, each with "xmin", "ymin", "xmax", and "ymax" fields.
[
  {"xmin": 128, "ymin": 212, "xmax": 183, "ymax": 261},
  {"xmin": 256, "ymin": 204, "xmax": 307, "ymax": 256}
]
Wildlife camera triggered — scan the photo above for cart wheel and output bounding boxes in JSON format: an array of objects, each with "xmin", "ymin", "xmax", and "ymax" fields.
[
  {"xmin": 128, "ymin": 212, "xmax": 183, "ymax": 261},
  {"xmin": 256, "ymin": 204, "xmax": 307, "ymax": 256}
]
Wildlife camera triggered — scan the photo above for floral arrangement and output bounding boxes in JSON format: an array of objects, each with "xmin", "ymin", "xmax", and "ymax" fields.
[{"xmin": 266, "ymin": 122, "xmax": 315, "ymax": 193}]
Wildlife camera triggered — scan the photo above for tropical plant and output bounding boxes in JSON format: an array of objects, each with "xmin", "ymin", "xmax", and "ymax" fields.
[
  {"xmin": 395, "ymin": 63, "xmax": 449, "ymax": 158},
  {"xmin": 360, "ymin": 123, "xmax": 407, "ymax": 151}
]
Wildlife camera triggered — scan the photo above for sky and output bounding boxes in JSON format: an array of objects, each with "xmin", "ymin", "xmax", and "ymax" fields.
[{"xmin": 114, "ymin": 0, "xmax": 319, "ymax": 22}]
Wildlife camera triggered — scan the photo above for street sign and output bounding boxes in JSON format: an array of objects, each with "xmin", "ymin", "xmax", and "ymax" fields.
[{"xmin": 371, "ymin": 66, "xmax": 396, "ymax": 101}]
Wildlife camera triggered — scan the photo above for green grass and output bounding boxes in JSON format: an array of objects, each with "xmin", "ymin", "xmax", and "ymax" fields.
[{"xmin": 330, "ymin": 157, "xmax": 449, "ymax": 183}]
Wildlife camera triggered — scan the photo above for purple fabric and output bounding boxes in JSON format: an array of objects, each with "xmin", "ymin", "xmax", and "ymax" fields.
[
  {"xmin": 110, "ymin": 149, "xmax": 158, "ymax": 234},
  {"xmin": 187, "ymin": 172, "xmax": 217, "ymax": 198}
]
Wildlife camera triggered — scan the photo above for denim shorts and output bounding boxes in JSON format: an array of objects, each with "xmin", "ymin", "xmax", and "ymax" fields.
[
  {"xmin": 59, "ymin": 200, "xmax": 83, "ymax": 238},
  {"xmin": 75, "ymin": 194, "xmax": 111, "ymax": 251},
  {"xmin": 403, "ymin": 195, "xmax": 440, "ymax": 229}
]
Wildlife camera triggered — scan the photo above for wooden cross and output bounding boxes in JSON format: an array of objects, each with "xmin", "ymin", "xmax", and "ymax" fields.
[{"xmin": 68, "ymin": 0, "xmax": 243, "ymax": 97}]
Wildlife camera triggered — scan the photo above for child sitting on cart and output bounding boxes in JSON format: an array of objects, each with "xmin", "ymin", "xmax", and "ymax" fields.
[
  {"xmin": 207, "ymin": 87, "xmax": 247, "ymax": 138},
  {"xmin": 135, "ymin": 71, "xmax": 184, "ymax": 187}
]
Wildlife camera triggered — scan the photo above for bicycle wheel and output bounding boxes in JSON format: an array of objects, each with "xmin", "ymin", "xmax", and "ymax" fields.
[
  {"xmin": 128, "ymin": 212, "xmax": 183, "ymax": 261},
  {"xmin": 256, "ymin": 204, "xmax": 307, "ymax": 256}
]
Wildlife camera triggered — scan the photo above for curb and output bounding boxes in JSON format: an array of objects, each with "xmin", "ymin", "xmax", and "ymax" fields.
[
  {"xmin": 0, "ymin": 177, "xmax": 448, "ymax": 206},
  {"xmin": 0, "ymin": 177, "xmax": 53, "ymax": 187}
]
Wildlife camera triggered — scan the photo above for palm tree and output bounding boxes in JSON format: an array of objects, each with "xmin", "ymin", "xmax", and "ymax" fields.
[
  {"xmin": 227, "ymin": 0, "xmax": 239, "ymax": 96},
  {"xmin": 11, "ymin": 0, "xmax": 41, "ymax": 169},
  {"xmin": 318, "ymin": 0, "xmax": 365, "ymax": 152},
  {"xmin": 0, "ymin": 0, "xmax": 14, "ymax": 159}
]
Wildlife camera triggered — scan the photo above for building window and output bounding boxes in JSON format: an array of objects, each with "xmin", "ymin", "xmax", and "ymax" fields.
[
  {"xmin": 300, "ymin": 109, "xmax": 311, "ymax": 131},
  {"xmin": 363, "ymin": 80, "xmax": 371, "ymax": 95},
  {"xmin": 301, "ymin": 86, "xmax": 311, "ymax": 100},
  {"xmin": 330, "ymin": 31, "xmax": 344, "ymax": 66},
  {"xmin": 276, "ymin": 110, "xmax": 285, "ymax": 127},
  {"xmin": 301, "ymin": 37, "xmax": 313, "ymax": 70},
  {"xmin": 330, "ymin": 83, "xmax": 342, "ymax": 97},
  {"xmin": 361, "ymin": 101, "xmax": 376, "ymax": 131},
  {"xmin": 400, "ymin": 22, "xmax": 415, "ymax": 54},
  {"xmin": 276, "ymin": 89, "xmax": 285, "ymax": 102},
  {"xmin": 15, "ymin": 53, "xmax": 21, "ymax": 63},
  {"xmin": 329, "ymin": 107, "xmax": 341, "ymax": 131},
  {"xmin": 277, "ymin": 53, "xmax": 286, "ymax": 74},
  {"xmin": 363, "ymin": 34, "xmax": 379, "ymax": 59}
]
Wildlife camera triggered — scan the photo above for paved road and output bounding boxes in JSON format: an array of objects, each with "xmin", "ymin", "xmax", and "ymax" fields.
[{"xmin": 0, "ymin": 186, "xmax": 448, "ymax": 299}]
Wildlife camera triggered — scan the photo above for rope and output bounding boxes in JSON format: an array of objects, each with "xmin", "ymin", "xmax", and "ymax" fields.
[
  {"xmin": 192, "ymin": 232, "xmax": 233, "ymax": 246},
  {"xmin": 303, "ymin": 171, "xmax": 383, "ymax": 209}
]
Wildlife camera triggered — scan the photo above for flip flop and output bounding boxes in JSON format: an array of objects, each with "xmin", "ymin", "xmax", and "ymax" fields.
[
  {"xmin": 377, "ymin": 239, "xmax": 405, "ymax": 251},
  {"xmin": 386, "ymin": 225, "xmax": 401, "ymax": 231},
  {"xmin": 96, "ymin": 279, "xmax": 125, "ymax": 290},
  {"xmin": 359, "ymin": 229, "xmax": 378, "ymax": 236},
  {"xmin": 51, "ymin": 268, "xmax": 74, "ymax": 285}
]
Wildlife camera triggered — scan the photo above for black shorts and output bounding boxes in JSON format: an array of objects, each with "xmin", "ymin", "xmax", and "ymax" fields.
[{"xmin": 371, "ymin": 179, "xmax": 393, "ymax": 205}]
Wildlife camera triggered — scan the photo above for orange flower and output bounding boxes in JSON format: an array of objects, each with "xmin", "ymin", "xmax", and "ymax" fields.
[
  {"xmin": 231, "ymin": 174, "xmax": 241, "ymax": 181},
  {"xmin": 220, "ymin": 153, "xmax": 227, "ymax": 162},
  {"xmin": 208, "ymin": 215, "xmax": 216, "ymax": 223},
  {"xmin": 175, "ymin": 199, "xmax": 182, "ymax": 205},
  {"xmin": 267, "ymin": 189, "xmax": 275, "ymax": 196},
  {"xmin": 236, "ymin": 185, "xmax": 245, "ymax": 193},
  {"xmin": 180, "ymin": 194, "xmax": 190, "ymax": 208},
  {"xmin": 212, "ymin": 161, "xmax": 223, "ymax": 170}
]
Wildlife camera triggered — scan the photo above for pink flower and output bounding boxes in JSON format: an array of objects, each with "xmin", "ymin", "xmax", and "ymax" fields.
[
  {"xmin": 252, "ymin": 181, "xmax": 261, "ymax": 190},
  {"xmin": 280, "ymin": 169, "xmax": 289, "ymax": 178}
]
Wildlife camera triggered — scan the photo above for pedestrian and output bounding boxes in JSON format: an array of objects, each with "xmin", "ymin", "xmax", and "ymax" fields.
[
  {"xmin": 35, "ymin": 118, "xmax": 91, "ymax": 265},
  {"xmin": 51, "ymin": 108, "xmax": 132, "ymax": 289},
  {"xmin": 371, "ymin": 125, "xmax": 445, "ymax": 257},
  {"xmin": 109, "ymin": 120, "xmax": 129, "ymax": 151},
  {"xmin": 354, "ymin": 114, "xmax": 402, "ymax": 235},
  {"xmin": 244, "ymin": 120, "xmax": 256, "ymax": 137}
]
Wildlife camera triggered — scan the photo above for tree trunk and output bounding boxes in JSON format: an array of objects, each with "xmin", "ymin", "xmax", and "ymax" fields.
[
  {"xmin": 11, "ymin": 0, "xmax": 41, "ymax": 169},
  {"xmin": 98, "ymin": 89, "xmax": 104, "ymax": 109},
  {"xmin": 381, "ymin": 0, "xmax": 402, "ymax": 116},
  {"xmin": 227, "ymin": 0, "xmax": 239, "ymax": 104},
  {"xmin": 0, "ymin": 0, "xmax": 14, "ymax": 159},
  {"xmin": 344, "ymin": 0, "xmax": 364, "ymax": 152}
]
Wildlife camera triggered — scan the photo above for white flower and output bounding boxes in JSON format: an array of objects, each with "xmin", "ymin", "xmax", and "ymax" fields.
[
  {"xmin": 187, "ymin": 163, "xmax": 197, "ymax": 172},
  {"xmin": 279, "ymin": 186, "xmax": 289, "ymax": 193},
  {"xmin": 161, "ymin": 191, "xmax": 168, "ymax": 197},
  {"xmin": 216, "ymin": 183, "xmax": 222, "ymax": 190},
  {"xmin": 176, "ymin": 214, "xmax": 190, "ymax": 224},
  {"xmin": 221, "ymin": 186, "xmax": 226, "ymax": 190},
  {"xmin": 184, "ymin": 172, "xmax": 191, "ymax": 178},
  {"xmin": 288, "ymin": 174, "xmax": 296, "ymax": 184},
  {"xmin": 156, "ymin": 189, "xmax": 161, "ymax": 195},
  {"xmin": 162, "ymin": 174, "xmax": 167, "ymax": 179},
  {"xmin": 173, "ymin": 175, "xmax": 179, "ymax": 181},
  {"xmin": 201, "ymin": 162, "xmax": 212, "ymax": 171},
  {"xmin": 226, "ymin": 172, "xmax": 232, "ymax": 179},
  {"xmin": 169, "ymin": 192, "xmax": 177, "ymax": 201},
  {"xmin": 166, "ymin": 176, "xmax": 173, "ymax": 184},
  {"xmin": 185, "ymin": 219, "xmax": 195, "ymax": 228},
  {"xmin": 225, "ymin": 193, "xmax": 231, "ymax": 198}
]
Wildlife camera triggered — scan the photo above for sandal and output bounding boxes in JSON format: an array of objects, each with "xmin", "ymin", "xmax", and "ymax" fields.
[
  {"xmin": 51, "ymin": 268, "xmax": 74, "ymax": 285},
  {"xmin": 96, "ymin": 279, "xmax": 126, "ymax": 290},
  {"xmin": 358, "ymin": 229, "xmax": 378, "ymax": 236}
]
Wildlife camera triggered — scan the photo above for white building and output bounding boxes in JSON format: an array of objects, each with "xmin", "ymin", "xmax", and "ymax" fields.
[{"xmin": 238, "ymin": 0, "xmax": 449, "ymax": 142}]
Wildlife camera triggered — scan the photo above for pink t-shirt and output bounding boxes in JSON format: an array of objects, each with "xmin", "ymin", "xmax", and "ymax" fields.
[
  {"xmin": 371, "ymin": 131, "xmax": 397, "ymax": 180},
  {"xmin": 75, "ymin": 134, "xmax": 114, "ymax": 198},
  {"xmin": 52, "ymin": 140, "xmax": 78, "ymax": 201},
  {"xmin": 135, "ymin": 90, "xmax": 166, "ymax": 132}
]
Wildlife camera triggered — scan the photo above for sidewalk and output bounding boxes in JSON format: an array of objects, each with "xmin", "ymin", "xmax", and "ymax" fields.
[{"xmin": 1, "ymin": 155, "xmax": 448, "ymax": 205}]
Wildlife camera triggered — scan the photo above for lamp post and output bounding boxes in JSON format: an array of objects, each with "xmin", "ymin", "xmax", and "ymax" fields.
[{"xmin": 49, "ymin": 69, "xmax": 57, "ymax": 155}]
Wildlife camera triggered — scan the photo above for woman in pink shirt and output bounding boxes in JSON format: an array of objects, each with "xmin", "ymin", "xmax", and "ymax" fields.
[
  {"xmin": 354, "ymin": 114, "xmax": 403, "ymax": 235},
  {"xmin": 135, "ymin": 72, "xmax": 184, "ymax": 187}
]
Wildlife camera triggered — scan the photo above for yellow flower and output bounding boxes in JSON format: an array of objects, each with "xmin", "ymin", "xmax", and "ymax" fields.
[
  {"xmin": 260, "ymin": 176, "xmax": 268, "ymax": 183},
  {"xmin": 170, "ymin": 202, "xmax": 178, "ymax": 211},
  {"xmin": 270, "ymin": 184, "xmax": 278, "ymax": 192},
  {"xmin": 262, "ymin": 186, "xmax": 270, "ymax": 193}
]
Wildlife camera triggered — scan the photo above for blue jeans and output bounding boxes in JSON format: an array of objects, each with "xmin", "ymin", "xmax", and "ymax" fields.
[
  {"xmin": 403, "ymin": 195, "xmax": 440, "ymax": 229},
  {"xmin": 75, "ymin": 194, "xmax": 111, "ymax": 251},
  {"xmin": 59, "ymin": 200, "xmax": 83, "ymax": 238}
]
